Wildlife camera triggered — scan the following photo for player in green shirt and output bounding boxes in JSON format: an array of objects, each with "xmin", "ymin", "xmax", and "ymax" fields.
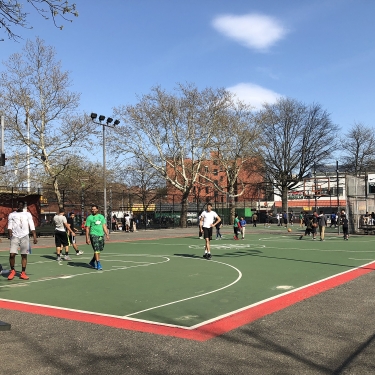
[
  {"xmin": 85, "ymin": 204, "xmax": 109, "ymax": 270},
  {"xmin": 233, "ymin": 213, "xmax": 240, "ymax": 240}
]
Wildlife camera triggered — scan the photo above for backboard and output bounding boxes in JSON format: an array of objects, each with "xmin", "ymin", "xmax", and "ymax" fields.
[{"xmin": 303, "ymin": 177, "xmax": 332, "ymax": 197}]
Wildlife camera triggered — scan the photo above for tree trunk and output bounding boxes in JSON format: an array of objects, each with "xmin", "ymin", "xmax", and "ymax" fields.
[
  {"xmin": 281, "ymin": 186, "xmax": 288, "ymax": 212},
  {"xmin": 228, "ymin": 188, "xmax": 236, "ymax": 225},
  {"xmin": 229, "ymin": 201, "xmax": 236, "ymax": 225},
  {"xmin": 53, "ymin": 180, "xmax": 63, "ymax": 209},
  {"xmin": 180, "ymin": 192, "xmax": 189, "ymax": 228}
]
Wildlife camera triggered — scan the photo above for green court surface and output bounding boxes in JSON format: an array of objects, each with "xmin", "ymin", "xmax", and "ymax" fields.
[{"xmin": 1, "ymin": 232, "xmax": 375, "ymax": 329}]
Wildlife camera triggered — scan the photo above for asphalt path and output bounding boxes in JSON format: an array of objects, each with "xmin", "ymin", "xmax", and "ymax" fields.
[{"xmin": 1, "ymin": 227, "xmax": 375, "ymax": 374}]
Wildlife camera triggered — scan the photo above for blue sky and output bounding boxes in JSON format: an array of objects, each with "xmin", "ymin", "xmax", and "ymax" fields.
[{"xmin": 1, "ymin": 0, "xmax": 374, "ymax": 133}]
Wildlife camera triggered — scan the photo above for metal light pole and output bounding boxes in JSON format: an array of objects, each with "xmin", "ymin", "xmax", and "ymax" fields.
[
  {"xmin": 314, "ymin": 162, "xmax": 317, "ymax": 212},
  {"xmin": 90, "ymin": 113, "xmax": 120, "ymax": 229},
  {"xmin": 79, "ymin": 177, "xmax": 89, "ymax": 226},
  {"xmin": 0, "ymin": 114, "xmax": 4, "ymax": 166},
  {"xmin": 25, "ymin": 109, "xmax": 31, "ymax": 193},
  {"xmin": 336, "ymin": 161, "xmax": 340, "ymax": 235}
]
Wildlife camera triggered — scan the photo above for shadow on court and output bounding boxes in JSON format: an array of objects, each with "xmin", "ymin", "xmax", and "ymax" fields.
[{"xmin": 66, "ymin": 261, "xmax": 93, "ymax": 269}]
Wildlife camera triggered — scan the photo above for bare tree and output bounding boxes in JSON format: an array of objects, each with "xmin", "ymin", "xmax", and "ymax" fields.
[
  {"xmin": 0, "ymin": 0, "xmax": 78, "ymax": 41},
  {"xmin": 256, "ymin": 97, "xmax": 339, "ymax": 211},
  {"xmin": 0, "ymin": 37, "xmax": 92, "ymax": 208},
  {"xmin": 123, "ymin": 158, "xmax": 167, "ymax": 227},
  {"xmin": 112, "ymin": 83, "xmax": 234, "ymax": 227},
  {"xmin": 340, "ymin": 122, "xmax": 375, "ymax": 176},
  {"xmin": 202, "ymin": 101, "xmax": 262, "ymax": 223}
]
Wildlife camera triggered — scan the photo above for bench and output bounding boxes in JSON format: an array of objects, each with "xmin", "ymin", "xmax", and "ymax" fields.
[
  {"xmin": 34, "ymin": 225, "xmax": 55, "ymax": 237},
  {"xmin": 358, "ymin": 226, "xmax": 375, "ymax": 235}
]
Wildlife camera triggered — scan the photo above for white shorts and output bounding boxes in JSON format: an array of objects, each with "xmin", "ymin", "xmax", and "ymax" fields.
[{"xmin": 10, "ymin": 235, "xmax": 30, "ymax": 255}]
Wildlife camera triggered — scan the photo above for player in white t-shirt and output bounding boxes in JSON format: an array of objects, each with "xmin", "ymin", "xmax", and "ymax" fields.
[
  {"xmin": 7, "ymin": 201, "xmax": 38, "ymax": 280},
  {"xmin": 199, "ymin": 203, "xmax": 221, "ymax": 260}
]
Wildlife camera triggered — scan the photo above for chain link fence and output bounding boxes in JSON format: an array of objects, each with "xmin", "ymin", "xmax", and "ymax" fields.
[{"xmin": 346, "ymin": 175, "xmax": 375, "ymax": 233}]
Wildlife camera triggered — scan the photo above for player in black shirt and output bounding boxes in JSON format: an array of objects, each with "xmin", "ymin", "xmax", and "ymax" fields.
[{"xmin": 67, "ymin": 213, "xmax": 84, "ymax": 255}]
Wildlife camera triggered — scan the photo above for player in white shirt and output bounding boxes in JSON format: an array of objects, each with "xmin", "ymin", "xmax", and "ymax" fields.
[
  {"xmin": 7, "ymin": 201, "xmax": 38, "ymax": 280},
  {"xmin": 199, "ymin": 203, "xmax": 221, "ymax": 260}
]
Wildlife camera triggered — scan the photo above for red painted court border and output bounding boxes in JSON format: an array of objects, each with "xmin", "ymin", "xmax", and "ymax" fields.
[{"xmin": 1, "ymin": 261, "xmax": 375, "ymax": 341}]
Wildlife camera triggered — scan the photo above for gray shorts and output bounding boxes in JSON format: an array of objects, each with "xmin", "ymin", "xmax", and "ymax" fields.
[{"xmin": 10, "ymin": 235, "xmax": 30, "ymax": 255}]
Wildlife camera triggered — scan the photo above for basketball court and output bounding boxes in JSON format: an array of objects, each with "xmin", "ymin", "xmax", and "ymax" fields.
[{"xmin": 1, "ymin": 227, "xmax": 374, "ymax": 341}]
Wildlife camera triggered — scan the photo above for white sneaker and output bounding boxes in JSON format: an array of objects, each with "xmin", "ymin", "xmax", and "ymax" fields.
[
  {"xmin": 76, "ymin": 250, "xmax": 84, "ymax": 255},
  {"xmin": 64, "ymin": 255, "xmax": 72, "ymax": 261}
]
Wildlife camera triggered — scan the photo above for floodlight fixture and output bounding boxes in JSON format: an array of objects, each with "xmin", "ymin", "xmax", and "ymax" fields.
[{"xmin": 91, "ymin": 111, "xmax": 120, "ymax": 232}]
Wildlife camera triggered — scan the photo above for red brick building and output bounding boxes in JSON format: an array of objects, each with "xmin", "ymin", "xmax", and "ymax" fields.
[
  {"xmin": 0, "ymin": 193, "xmax": 41, "ymax": 234},
  {"xmin": 165, "ymin": 155, "xmax": 266, "ymax": 205}
]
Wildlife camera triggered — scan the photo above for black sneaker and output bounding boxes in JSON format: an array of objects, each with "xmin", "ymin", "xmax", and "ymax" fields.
[
  {"xmin": 203, "ymin": 253, "xmax": 207, "ymax": 258},
  {"xmin": 299, "ymin": 236, "xmax": 303, "ymax": 240},
  {"xmin": 206, "ymin": 253, "xmax": 212, "ymax": 260}
]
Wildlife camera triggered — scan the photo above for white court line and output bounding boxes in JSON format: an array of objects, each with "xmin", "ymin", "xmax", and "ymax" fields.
[
  {"xmin": 124, "ymin": 259, "xmax": 242, "ymax": 318},
  {"xmin": 0, "ymin": 296, "xmax": 190, "ymax": 330},
  {"xmin": 263, "ymin": 246, "xmax": 375, "ymax": 253},
  {"xmin": 348, "ymin": 258, "xmax": 375, "ymax": 261},
  {"xmin": 188, "ymin": 258, "xmax": 375, "ymax": 329},
  {"xmin": 0, "ymin": 255, "xmax": 243, "ymax": 330},
  {"xmin": 0, "ymin": 256, "xmax": 171, "ymax": 288},
  {"xmin": 259, "ymin": 236, "xmax": 375, "ymax": 243},
  {"xmin": 188, "ymin": 244, "xmax": 265, "ymax": 251},
  {"xmin": 2, "ymin": 253, "xmax": 372, "ymax": 330}
]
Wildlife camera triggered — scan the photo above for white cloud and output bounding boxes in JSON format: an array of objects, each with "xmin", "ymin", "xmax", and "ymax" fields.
[
  {"xmin": 227, "ymin": 83, "xmax": 282, "ymax": 109},
  {"xmin": 212, "ymin": 13, "xmax": 288, "ymax": 51}
]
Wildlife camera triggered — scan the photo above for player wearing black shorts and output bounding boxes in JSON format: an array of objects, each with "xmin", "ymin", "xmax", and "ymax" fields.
[
  {"xmin": 53, "ymin": 208, "xmax": 75, "ymax": 261},
  {"xmin": 67, "ymin": 212, "xmax": 83, "ymax": 255},
  {"xmin": 199, "ymin": 203, "xmax": 221, "ymax": 260}
]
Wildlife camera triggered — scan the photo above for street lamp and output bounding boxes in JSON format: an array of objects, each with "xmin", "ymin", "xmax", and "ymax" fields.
[{"xmin": 90, "ymin": 113, "xmax": 120, "ymax": 229}]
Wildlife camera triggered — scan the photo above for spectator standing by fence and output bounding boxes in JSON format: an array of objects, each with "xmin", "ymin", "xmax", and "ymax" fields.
[
  {"xmin": 215, "ymin": 221, "xmax": 222, "ymax": 240},
  {"xmin": 240, "ymin": 217, "xmax": 246, "ymax": 239},
  {"xmin": 252, "ymin": 212, "xmax": 258, "ymax": 227},
  {"xmin": 318, "ymin": 210, "xmax": 327, "ymax": 241}
]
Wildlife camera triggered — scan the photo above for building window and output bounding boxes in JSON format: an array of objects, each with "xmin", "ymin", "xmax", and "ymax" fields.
[
  {"xmin": 213, "ymin": 169, "xmax": 218, "ymax": 175},
  {"xmin": 204, "ymin": 166, "xmax": 208, "ymax": 173},
  {"xmin": 205, "ymin": 187, "xmax": 209, "ymax": 194},
  {"xmin": 213, "ymin": 160, "xmax": 218, "ymax": 165},
  {"xmin": 330, "ymin": 187, "xmax": 344, "ymax": 196},
  {"xmin": 369, "ymin": 183, "xmax": 375, "ymax": 194}
]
